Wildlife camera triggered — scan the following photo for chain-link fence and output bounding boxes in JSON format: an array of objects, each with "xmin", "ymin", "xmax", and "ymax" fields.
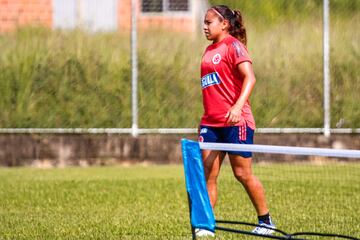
[
  {"xmin": 0, "ymin": 0, "xmax": 359, "ymax": 133},
  {"xmin": 330, "ymin": 1, "xmax": 360, "ymax": 129},
  {"xmin": 135, "ymin": 0, "xmax": 359, "ymax": 131}
]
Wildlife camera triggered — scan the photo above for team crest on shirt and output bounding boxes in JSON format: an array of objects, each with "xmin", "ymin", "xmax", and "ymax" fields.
[
  {"xmin": 212, "ymin": 53, "xmax": 222, "ymax": 64},
  {"xmin": 201, "ymin": 72, "xmax": 221, "ymax": 89}
]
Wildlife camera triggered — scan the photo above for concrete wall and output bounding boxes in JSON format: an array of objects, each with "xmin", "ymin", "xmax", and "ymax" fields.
[{"xmin": 0, "ymin": 133, "xmax": 359, "ymax": 167}]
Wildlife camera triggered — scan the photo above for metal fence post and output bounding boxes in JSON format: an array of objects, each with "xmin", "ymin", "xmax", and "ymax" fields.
[
  {"xmin": 323, "ymin": 0, "xmax": 331, "ymax": 137},
  {"xmin": 76, "ymin": 0, "xmax": 84, "ymax": 28},
  {"xmin": 131, "ymin": 0, "xmax": 139, "ymax": 137}
]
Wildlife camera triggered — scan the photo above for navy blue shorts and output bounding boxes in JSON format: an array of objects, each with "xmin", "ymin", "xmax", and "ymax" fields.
[{"xmin": 198, "ymin": 125, "xmax": 254, "ymax": 158}]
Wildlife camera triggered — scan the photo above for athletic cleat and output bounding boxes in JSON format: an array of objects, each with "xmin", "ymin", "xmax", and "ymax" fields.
[
  {"xmin": 252, "ymin": 221, "xmax": 276, "ymax": 235},
  {"xmin": 194, "ymin": 228, "xmax": 215, "ymax": 237}
]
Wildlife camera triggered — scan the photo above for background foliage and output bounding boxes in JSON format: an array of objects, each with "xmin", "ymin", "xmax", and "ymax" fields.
[{"xmin": 0, "ymin": 0, "xmax": 359, "ymax": 128}]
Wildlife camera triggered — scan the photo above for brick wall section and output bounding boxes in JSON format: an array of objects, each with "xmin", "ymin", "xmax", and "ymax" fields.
[
  {"xmin": 139, "ymin": 16, "xmax": 195, "ymax": 32},
  {"xmin": 0, "ymin": 0, "xmax": 52, "ymax": 32},
  {"xmin": 118, "ymin": 0, "xmax": 131, "ymax": 31},
  {"xmin": 118, "ymin": 0, "xmax": 195, "ymax": 32}
]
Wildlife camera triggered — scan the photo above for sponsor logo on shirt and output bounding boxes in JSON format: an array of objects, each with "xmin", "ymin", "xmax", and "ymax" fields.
[
  {"xmin": 201, "ymin": 72, "xmax": 221, "ymax": 89},
  {"xmin": 212, "ymin": 53, "xmax": 222, "ymax": 64}
]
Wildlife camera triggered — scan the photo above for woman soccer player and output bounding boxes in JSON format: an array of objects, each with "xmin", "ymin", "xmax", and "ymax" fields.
[{"xmin": 196, "ymin": 5, "xmax": 275, "ymax": 237}]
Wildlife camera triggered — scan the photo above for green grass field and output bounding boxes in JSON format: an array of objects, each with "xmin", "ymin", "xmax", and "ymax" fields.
[{"xmin": 0, "ymin": 164, "xmax": 359, "ymax": 239}]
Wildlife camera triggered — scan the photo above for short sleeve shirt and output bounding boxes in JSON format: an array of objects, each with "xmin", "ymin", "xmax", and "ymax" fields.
[{"xmin": 200, "ymin": 35, "xmax": 255, "ymax": 129}]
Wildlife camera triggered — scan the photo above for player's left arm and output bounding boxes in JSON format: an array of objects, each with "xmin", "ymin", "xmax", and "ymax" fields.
[{"xmin": 225, "ymin": 61, "xmax": 256, "ymax": 124}]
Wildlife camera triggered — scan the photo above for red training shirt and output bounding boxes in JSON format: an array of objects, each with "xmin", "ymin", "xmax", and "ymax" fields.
[{"xmin": 200, "ymin": 35, "xmax": 256, "ymax": 129}]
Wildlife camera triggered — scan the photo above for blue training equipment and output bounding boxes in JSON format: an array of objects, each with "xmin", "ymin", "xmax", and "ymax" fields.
[{"xmin": 181, "ymin": 139, "xmax": 216, "ymax": 234}]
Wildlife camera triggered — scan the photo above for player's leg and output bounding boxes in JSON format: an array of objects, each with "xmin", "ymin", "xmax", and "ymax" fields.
[
  {"xmin": 195, "ymin": 150, "xmax": 222, "ymax": 237},
  {"xmin": 224, "ymin": 125, "xmax": 275, "ymax": 234},
  {"xmin": 201, "ymin": 149, "xmax": 225, "ymax": 208},
  {"xmin": 229, "ymin": 153, "xmax": 275, "ymax": 235},
  {"xmin": 196, "ymin": 126, "xmax": 224, "ymax": 237},
  {"xmin": 199, "ymin": 125, "xmax": 225, "ymax": 208},
  {"xmin": 228, "ymin": 154, "xmax": 269, "ymax": 216}
]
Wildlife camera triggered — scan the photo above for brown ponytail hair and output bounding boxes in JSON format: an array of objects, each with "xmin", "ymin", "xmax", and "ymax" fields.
[{"xmin": 210, "ymin": 5, "xmax": 247, "ymax": 46}]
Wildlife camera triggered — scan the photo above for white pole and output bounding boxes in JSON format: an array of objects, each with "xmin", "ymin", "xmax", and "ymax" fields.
[
  {"xmin": 76, "ymin": 0, "xmax": 81, "ymax": 27},
  {"xmin": 200, "ymin": 142, "xmax": 360, "ymax": 159},
  {"xmin": 323, "ymin": 0, "xmax": 331, "ymax": 137},
  {"xmin": 76, "ymin": 0, "xmax": 84, "ymax": 28},
  {"xmin": 131, "ymin": 0, "xmax": 139, "ymax": 137}
]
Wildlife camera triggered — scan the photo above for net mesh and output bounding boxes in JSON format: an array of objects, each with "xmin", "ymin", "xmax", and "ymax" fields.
[{"xmin": 199, "ymin": 142, "xmax": 360, "ymax": 239}]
